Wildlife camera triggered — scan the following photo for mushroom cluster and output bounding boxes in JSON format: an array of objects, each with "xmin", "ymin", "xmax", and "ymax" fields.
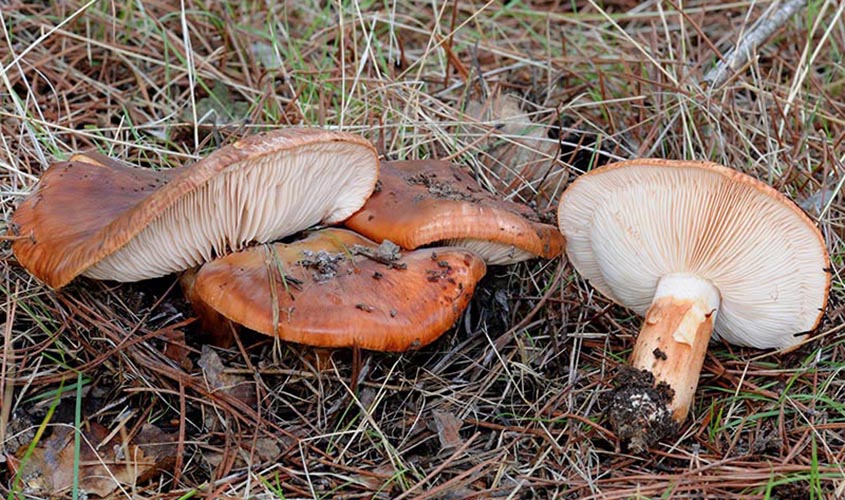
[
  {"xmin": 557, "ymin": 159, "xmax": 830, "ymax": 450},
  {"xmin": 11, "ymin": 129, "xmax": 829, "ymax": 450},
  {"xmin": 10, "ymin": 129, "xmax": 563, "ymax": 352}
]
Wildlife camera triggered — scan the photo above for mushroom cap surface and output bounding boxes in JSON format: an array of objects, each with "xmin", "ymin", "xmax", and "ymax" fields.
[
  {"xmin": 344, "ymin": 160, "xmax": 564, "ymax": 265},
  {"xmin": 189, "ymin": 228, "xmax": 487, "ymax": 351},
  {"xmin": 11, "ymin": 129, "xmax": 379, "ymax": 288},
  {"xmin": 558, "ymin": 159, "xmax": 830, "ymax": 349}
]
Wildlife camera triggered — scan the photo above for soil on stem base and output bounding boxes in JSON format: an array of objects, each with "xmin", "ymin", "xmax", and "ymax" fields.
[{"xmin": 606, "ymin": 366, "xmax": 678, "ymax": 452}]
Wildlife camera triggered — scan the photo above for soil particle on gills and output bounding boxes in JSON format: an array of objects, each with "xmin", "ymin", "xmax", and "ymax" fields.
[{"xmin": 606, "ymin": 366, "xmax": 678, "ymax": 452}]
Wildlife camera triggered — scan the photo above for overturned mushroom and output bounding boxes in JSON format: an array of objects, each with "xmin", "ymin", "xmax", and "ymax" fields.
[
  {"xmin": 344, "ymin": 160, "xmax": 564, "ymax": 265},
  {"xmin": 558, "ymin": 159, "xmax": 830, "ymax": 450},
  {"xmin": 11, "ymin": 129, "xmax": 379, "ymax": 288},
  {"xmin": 186, "ymin": 228, "xmax": 486, "ymax": 351}
]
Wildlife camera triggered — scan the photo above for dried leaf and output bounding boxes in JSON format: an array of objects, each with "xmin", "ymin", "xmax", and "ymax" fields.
[
  {"xmin": 160, "ymin": 328, "xmax": 193, "ymax": 370},
  {"xmin": 464, "ymin": 93, "xmax": 559, "ymax": 198},
  {"xmin": 431, "ymin": 410, "xmax": 464, "ymax": 451},
  {"xmin": 13, "ymin": 422, "xmax": 177, "ymax": 498},
  {"xmin": 353, "ymin": 464, "xmax": 397, "ymax": 493},
  {"xmin": 198, "ymin": 345, "xmax": 257, "ymax": 406},
  {"xmin": 203, "ymin": 436, "xmax": 287, "ymax": 470}
]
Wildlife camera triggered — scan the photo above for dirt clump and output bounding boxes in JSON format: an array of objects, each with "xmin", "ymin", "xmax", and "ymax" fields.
[
  {"xmin": 352, "ymin": 239, "xmax": 406, "ymax": 269},
  {"xmin": 375, "ymin": 239, "xmax": 401, "ymax": 261},
  {"xmin": 605, "ymin": 366, "xmax": 678, "ymax": 452},
  {"xmin": 299, "ymin": 250, "xmax": 346, "ymax": 282}
]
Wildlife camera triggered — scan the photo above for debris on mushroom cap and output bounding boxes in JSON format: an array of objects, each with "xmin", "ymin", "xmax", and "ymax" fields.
[
  {"xmin": 344, "ymin": 159, "xmax": 565, "ymax": 265},
  {"xmin": 187, "ymin": 228, "xmax": 487, "ymax": 352},
  {"xmin": 10, "ymin": 128, "xmax": 380, "ymax": 289},
  {"xmin": 558, "ymin": 158, "xmax": 830, "ymax": 349}
]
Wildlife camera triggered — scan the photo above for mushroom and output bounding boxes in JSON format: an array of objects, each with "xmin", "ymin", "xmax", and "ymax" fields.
[
  {"xmin": 557, "ymin": 159, "xmax": 830, "ymax": 448},
  {"xmin": 185, "ymin": 228, "xmax": 486, "ymax": 351},
  {"xmin": 344, "ymin": 159, "xmax": 564, "ymax": 265},
  {"xmin": 10, "ymin": 129, "xmax": 379, "ymax": 288}
]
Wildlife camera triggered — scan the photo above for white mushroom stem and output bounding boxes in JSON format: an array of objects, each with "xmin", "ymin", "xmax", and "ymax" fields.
[{"xmin": 629, "ymin": 273, "xmax": 721, "ymax": 423}]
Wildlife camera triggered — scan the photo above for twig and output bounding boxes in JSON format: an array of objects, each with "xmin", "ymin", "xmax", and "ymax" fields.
[{"xmin": 702, "ymin": 0, "xmax": 807, "ymax": 89}]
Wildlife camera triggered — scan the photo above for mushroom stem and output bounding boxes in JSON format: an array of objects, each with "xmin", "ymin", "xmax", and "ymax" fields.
[{"xmin": 629, "ymin": 273, "xmax": 721, "ymax": 422}]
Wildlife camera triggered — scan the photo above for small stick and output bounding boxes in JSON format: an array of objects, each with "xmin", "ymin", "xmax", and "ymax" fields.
[{"xmin": 703, "ymin": 0, "xmax": 807, "ymax": 89}]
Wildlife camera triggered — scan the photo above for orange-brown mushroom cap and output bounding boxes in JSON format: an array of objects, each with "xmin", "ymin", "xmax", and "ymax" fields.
[
  {"xmin": 344, "ymin": 160, "xmax": 564, "ymax": 265},
  {"xmin": 11, "ymin": 129, "xmax": 379, "ymax": 289},
  {"xmin": 188, "ymin": 228, "xmax": 487, "ymax": 351}
]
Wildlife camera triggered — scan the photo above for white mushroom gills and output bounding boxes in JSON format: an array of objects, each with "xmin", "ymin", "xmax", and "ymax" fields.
[
  {"xmin": 629, "ymin": 273, "xmax": 720, "ymax": 422},
  {"xmin": 83, "ymin": 141, "xmax": 377, "ymax": 282},
  {"xmin": 560, "ymin": 161, "xmax": 828, "ymax": 350},
  {"xmin": 445, "ymin": 238, "xmax": 537, "ymax": 265}
]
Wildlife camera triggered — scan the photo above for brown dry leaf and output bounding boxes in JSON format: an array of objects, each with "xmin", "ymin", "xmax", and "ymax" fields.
[
  {"xmin": 464, "ymin": 93, "xmax": 559, "ymax": 199},
  {"xmin": 202, "ymin": 435, "xmax": 288, "ymax": 470},
  {"xmin": 248, "ymin": 436, "xmax": 282, "ymax": 463},
  {"xmin": 13, "ymin": 422, "xmax": 177, "ymax": 498},
  {"xmin": 160, "ymin": 328, "xmax": 193, "ymax": 371},
  {"xmin": 430, "ymin": 410, "xmax": 464, "ymax": 451},
  {"xmin": 353, "ymin": 464, "xmax": 397, "ymax": 494},
  {"xmin": 197, "ymin": 345, "xmax": 257, "ymax": 407},
  {"xmin": 133, "ymin": 424, "xmax": 179, "ymax": 475}
]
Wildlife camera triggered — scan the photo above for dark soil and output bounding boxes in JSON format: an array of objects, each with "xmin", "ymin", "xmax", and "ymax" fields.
[
  {"xmin": 771, "ymin": 482, "xmax": 811, "ymax": 500},
  {"xmin": 605, "ymin": 366, "xmax": 678, "ymax": 452}
]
